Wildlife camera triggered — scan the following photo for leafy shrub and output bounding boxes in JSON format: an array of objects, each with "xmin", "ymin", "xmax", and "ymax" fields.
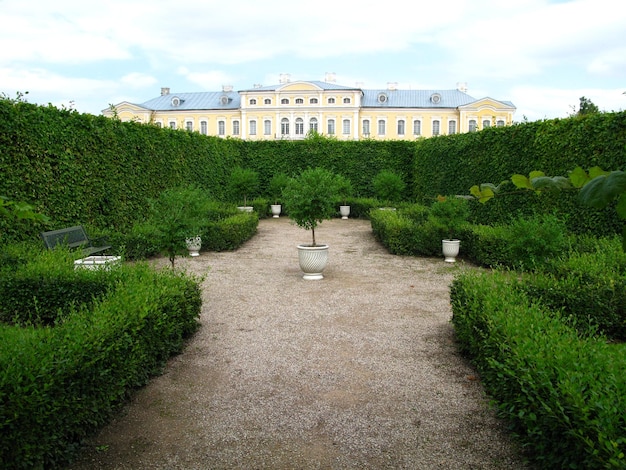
[
  {"xmin": 202, "ymin": 212, "xmax": 258, "ymax": 251},
  {"xmin": 372, "ymin": 170, "xmax": 406, "ymax": 204},
  {"xmin": 451, "ymin": 271, "xmax": 626, "ymax": 469},
  {"xmin": 370, "ymin": 208, "xmax": 416, "ymax": 255},
  {"xmin": 228, "ymin": 166, "xmax": 259, "ymax": 207},
  {"xmin": 0, "ymin": 263, "xmax": 201, "ymax": 469},
  {"xmin": 428, "ymin": 196, "xmax": 470, "ymax": 240},
  {"xmin": 462, "ymin": 224, "xmax": 512, "ymax": 268}
]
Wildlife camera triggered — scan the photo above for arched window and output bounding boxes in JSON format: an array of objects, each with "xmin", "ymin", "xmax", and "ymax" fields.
[
  {"xmin": 295, "ymin": 98, "xmax": 304, "ymax": 104},
  {"xmin": 310, "ymin": 98, "xmax": 318, "ymax": 104},
  {"xmin": 295, "ymin": 118, "xmax": 304, "ymax": 135},
  {"xmin": 362, "ymin": 119, "xmax": 370, "ymax": 136},
  {"xmin": 343, "ymin": 97, "xmax": 351, "ymax": 104},
  {"xmin": 327, "ymin": 119, "xmax": 335, "ymax": 135},
  {"xmin": 309, "ymin": 117, "xmax": 318, "ymax": 132},
  {"xmin": 186, "ymin": 121, "xmax": 193, "ymax": 132},
  {"xmin": 264, "ymin": 98, "xmax": 272, "ymax": 105},
  {"xmin": 200, "ymin": 121, "xmax": 207, "ymax": 135},
  {"xmin": 378, "ymin": 119, "xmax": 386, "ymax": 135},
  {"xmin": 281, "ymin": 118, "xmax": 289, "ymax": 135},
  {"xmin": 448, "ymin": 120, "xmax": 457, "ymax": 135},
  {"xmin": 328, "ymin": 97, "xmax": 335, "ymax": 104},
  {"xmin": 218, "ymin": 121, "xmax": 225, "ymax": 135},
  {"xmin": 397, "ymin": 119, "xmax": 405, "ymax": 135},
  {"xmin": 249, "ymin": 120, "xmax": 257, "ymax": 135},
  {"xmin": 281, "ymin": 98, "xmax": 289, "ymax": 105},
  {"xmin": 496, "ymin": 120, "xmax": 505, "ymax": 127},
  {"xmin": 483, "ymin": 119, "xmax": 491, "ymax": 128},
  {"xmin": 249, "ymin": 98, "xmax": 257, "ymax": 105},
  {"xmin": 264, "ymin": 120, "xmax": 271, "ymax": 135},
  {"xmin": 232, "ymin": 120, "xmax": 240, "ymax": 135},
  {"xmin": 469, "ymin": 120, "xmax": 477, "ymax": 132},
  {"xmin": 342, "ymin": 119, "xmax": 350, "ymax": 134}
]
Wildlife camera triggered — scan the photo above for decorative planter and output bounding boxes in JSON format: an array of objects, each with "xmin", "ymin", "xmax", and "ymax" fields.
[
  {"xmin": 339, "ymin": 205, "xmax": 351, "ymax": 220},
  {"xmin": 442, "ymin": 239, "xmax": 460, "ymax": 263},
  {"xmin": 185, "ymin": 236, "xmax": 202, "ymax": 257},
  {"xmin": 74, "ymin": 255, "xmax": 121, "ymax": 270},
  {"xmin": 297, "ymin": 244, "xmax": 329, "ymax": 280},
  {"xmin": 270, "ymin": 204, "xmax": 282, "ymax": 218},
  {"xmin": 237, "ymin": 206, "xmax": 254, "ymax": 213}
]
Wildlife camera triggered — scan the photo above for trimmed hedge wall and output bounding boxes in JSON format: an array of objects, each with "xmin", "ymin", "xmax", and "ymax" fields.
[
  {"xmin": 451, "ymin": 271, "xmax": 626, "ymax": 469},
  {"xmin": 0, "ymin": 261, "xmax": 201, "ymax": 469}
]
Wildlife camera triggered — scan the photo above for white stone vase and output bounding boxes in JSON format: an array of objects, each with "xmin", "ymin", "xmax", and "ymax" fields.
[
  {"xmin": 270, "ymin": 204, "xmax": 282, "ymax": 218},
  {"xmin": 442, "ymin": 239, "xmax": 460, "ymax": 263},
  {"xmin": 186, "ymin": 236, "xmax": 202, "ymax": 257},
  {"xmin": 339, "ymin": 205, "xmax": 351, "ymax": 220},
  {"xmin": 297, "ymin": 244, "xmax": 329, "ymax": 280}
]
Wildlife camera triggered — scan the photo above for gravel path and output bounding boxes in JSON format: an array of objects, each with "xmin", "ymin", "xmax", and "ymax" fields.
[{"xmin": 70, "ymin": 217, "xmax": 531, "ymax": 469}]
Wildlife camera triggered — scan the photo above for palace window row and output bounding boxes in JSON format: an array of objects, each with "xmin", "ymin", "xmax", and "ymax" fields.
[
  {"xmin": 164, "ymin": 117, "xmax": 464, "ymax": 137},
  {"xmin": 247, "ymin": 97, "xmax": 349, "ymax": 106}
]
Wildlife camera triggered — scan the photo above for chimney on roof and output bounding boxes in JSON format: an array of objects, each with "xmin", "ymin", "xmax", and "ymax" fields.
[
  {"xmin": 161, "ymin": 87, "xmax": 170, "ymax": 96},
  {"xmin": 387, "ymin": 82, "xmax": 398, "ymax": 91},
  {"xmin": 222, "ymin": 84, "xmax": 233, "ymax": 92},
  {"xmin": 457, "ymin": 82, "xmax": 468, "ymax": 93},
  {"xmin": 325, "ymin": 72, "xmax": 336, "ymax": 83},
  {"xmin": 279, "ymin": 73, "xmax": 291, "ymax": 84}
]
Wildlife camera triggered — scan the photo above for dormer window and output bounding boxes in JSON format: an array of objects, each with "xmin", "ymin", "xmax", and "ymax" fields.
[
  {"xmin": 171, "ymin": 96, "xmax": 183, "ymax": 107},
  {"xmin": 430, "ymin": 93, "xmax": 442, "ymax": 104},
  {"xmin": 377, "ymin": 93, "xmax": 388, "ymax": 104}
]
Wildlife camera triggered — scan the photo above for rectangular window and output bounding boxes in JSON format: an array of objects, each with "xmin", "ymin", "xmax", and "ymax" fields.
[
  {"xmin": 378, "ymin": 119, "xmax": 386, "ymax": 135},
  {"xmin": 469, "ymin": 120, "xmax": 477, "ymax": 132},
  {"xmin": 448, "ymin": 120, "xmax": 456, "ymax": 135},
  {"xmin": 497, "ymin": 120, "xmax": 505, "ymax": 127},
  {"xmin": 281, "ymin": 119, "xmax": 289, "ymax": 135},
  {"xmin": 433, "ymin": 120, "xmax": 440, "ymax": 136},
  {"xmin": 362, "ymin": 119, "xmax": 370, "ymax": 135},
  {"xmin": 295, "ymin": 118, "xmax": 304, "ymax": 135},
  {"xmin": 483, "ymin": 119, "xmax": 491, "ymax": 128},
  {"xmin": 200, "ymin": 121, "xmax": 207, "ymax": 135},
  {"xmin": 264, "ymin": 120, "xmax": 271, "ymax": 135},
  {"xmin": 169, "ymin": 121, "xmax": 176, "ymax": 130},
  {"xmin": 186, "ymin": 121, "xmax": 193, "ymax": 132},
  {"xmin": 249, "ymin": 120, "xmax": 257, "ymax": 135},
  {"xmin": 413, "ymin": 120, "xmax": 421, "ymax": 135},
  {"xmin": 342, "ymin": 119, "xmax": 350, "ymax": 135},
  {"xmin": 328, "ymin": 119, "xmax": 335, "ymax": 135},
  {"xmin": 218, "ymin": 121, "xmax": 225, "ymax": 136},
  {"xmin": 397, "ymin": 119, "xmax": 405, "ymax": 135},
  {"xmin": 233, "ymin": 120, "xmax": 240, "ymax": 135}
]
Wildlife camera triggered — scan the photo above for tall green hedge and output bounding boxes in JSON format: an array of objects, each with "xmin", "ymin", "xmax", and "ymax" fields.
[{"xmin": 2, "ymin": 98, "xmax": 625, "ymax": 242}]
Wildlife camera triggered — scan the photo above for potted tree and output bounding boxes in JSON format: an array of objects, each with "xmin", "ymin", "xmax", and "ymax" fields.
[
  {"xmin": 282, "ymin": 167, "xmax": 339, "ymax": 280},
  {"xmin": 267, "ymin": 172, "xmax": 290, "ymax": 218},
  {"xmin": 148, "ymin": 185, "xmax": 211, "ymax": 267},
  {"xmin": 335, "ymin": 174, "xmax": 354, "ymax": 219},
  {"xmin": 429, "ymin": 196, "xmax": 470, "ymax": 262},
  {"xmin": 228, "ymin": 166, "xmax": 259, "ymax": 212}
]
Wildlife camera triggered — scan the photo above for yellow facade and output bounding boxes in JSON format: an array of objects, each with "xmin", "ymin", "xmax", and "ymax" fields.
[{"xmin": 104, "ymin": 79, "xmax": 515, "ymax": 140}]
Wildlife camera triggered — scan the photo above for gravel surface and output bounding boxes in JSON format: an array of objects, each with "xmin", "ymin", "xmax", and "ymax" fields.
[{"xmin": 70, "ymin": 217, "xmax": 531, "ymax": 469}]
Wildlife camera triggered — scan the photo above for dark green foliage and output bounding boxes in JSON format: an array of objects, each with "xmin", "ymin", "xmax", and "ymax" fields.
[
  {"xmin": 202, "ymin": 212, "xmax": 259, "ymax": 251},
  {"xmin": 228, "ymin": 166, "xmax": 259, "ymax": 207},
  {"xmin": 267, "ymin": 173, "xmax": 291, "ymax": 205},
  {"xmin": 428, "ymin": 197, "xmax": 470, "ymax": 240},
  {"xmin": 282, "ymin": 168, "xmax": 340, "ymax": 246},
  {"xmin": 0, "ymin": 262, "xmax": 201, "ymax": 469},
  {"xmin": 372, "ymin": 169, "xmax": 406, "ymax": 204},
  {"xmin": 451, "ymin": 272, "xmax": 626, "ymax": 469},
  {"xmin": 0, "ymin": 247, "xmax": 114, "ymax": 326}
]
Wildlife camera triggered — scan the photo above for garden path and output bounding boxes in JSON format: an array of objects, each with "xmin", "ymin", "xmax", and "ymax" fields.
[{"xmin": 69, "ymin": 217, "xmax": 530, "ymax": 469}]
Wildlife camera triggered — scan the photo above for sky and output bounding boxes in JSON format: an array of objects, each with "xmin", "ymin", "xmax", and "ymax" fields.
[{"xmin": 1, "ymin": 0, "xmax": 625, "ymax": 122}]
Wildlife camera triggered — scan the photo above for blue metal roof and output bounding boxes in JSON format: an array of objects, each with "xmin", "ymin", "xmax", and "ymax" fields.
[
  {"xmin": 362, "ymin": 89, "xmax": 477, "ymax": 108},
  {"xmin": 140, "ymin": 91, "xmax": 241, "ymax": 111},
  {"xmin": 136, "ymin": 82, "xmax": 513, "ymax": 111}
]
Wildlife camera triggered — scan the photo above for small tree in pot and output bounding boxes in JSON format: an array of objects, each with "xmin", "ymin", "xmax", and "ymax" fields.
[
  {"xmin": 228, "ymin": 166, "xmax": 259, "ymax": 211},
  {"xmin": 429, "ymin": 196, "xmax": 470, "ymax": 262},
  {"xmin": 282, "ymin": 168, "xmax": 339, "ymax": 279},
  {"xmin": 335, "ymin": 174, "xmax": 354, "ymax": 219},
  {"xmin": 267, "ymin": 172, "xmax": 290, "ymax": 218}
]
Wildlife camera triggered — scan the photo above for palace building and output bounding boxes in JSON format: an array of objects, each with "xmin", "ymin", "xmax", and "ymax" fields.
[{"xmin": 103, "ymin": 74, "xmax": 516, "ymax": 140}]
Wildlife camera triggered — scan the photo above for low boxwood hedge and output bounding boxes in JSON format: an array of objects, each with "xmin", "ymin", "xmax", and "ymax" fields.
[
  {"xmin": 451, "ymin": 271, "xmax": 626, "ymax": 469},
  {"xmin": 0, "ymin": 261, "xmax": 202, "ymax": 469}
]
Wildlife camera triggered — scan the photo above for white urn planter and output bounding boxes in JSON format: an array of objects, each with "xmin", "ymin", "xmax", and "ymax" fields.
[
  {"xmin": 339, "ymin": 205, "xmax": 351, "ymax": 220},
  {"xmin": 185, "ymin": 236, "xmax": 202, "ymax": 257},
  {"xmin": 442, "ymin": 239, "xmax": 460, "ymax": 263},
  {"xmin": 297, "ymin": 244, "xmax": 329, "ymax": 280},
  {"xmin": 270, "ymin": 204, "xmax": 282, "ymax": 218},
  {"xmin": 237, "ymin": 206, "xmax": 254, "ymax": 213}
]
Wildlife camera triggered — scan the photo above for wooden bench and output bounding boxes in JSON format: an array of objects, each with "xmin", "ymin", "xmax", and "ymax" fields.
[{"xmin": 41, "ymin": 225, "xmax": 111, "ymax": 256}]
